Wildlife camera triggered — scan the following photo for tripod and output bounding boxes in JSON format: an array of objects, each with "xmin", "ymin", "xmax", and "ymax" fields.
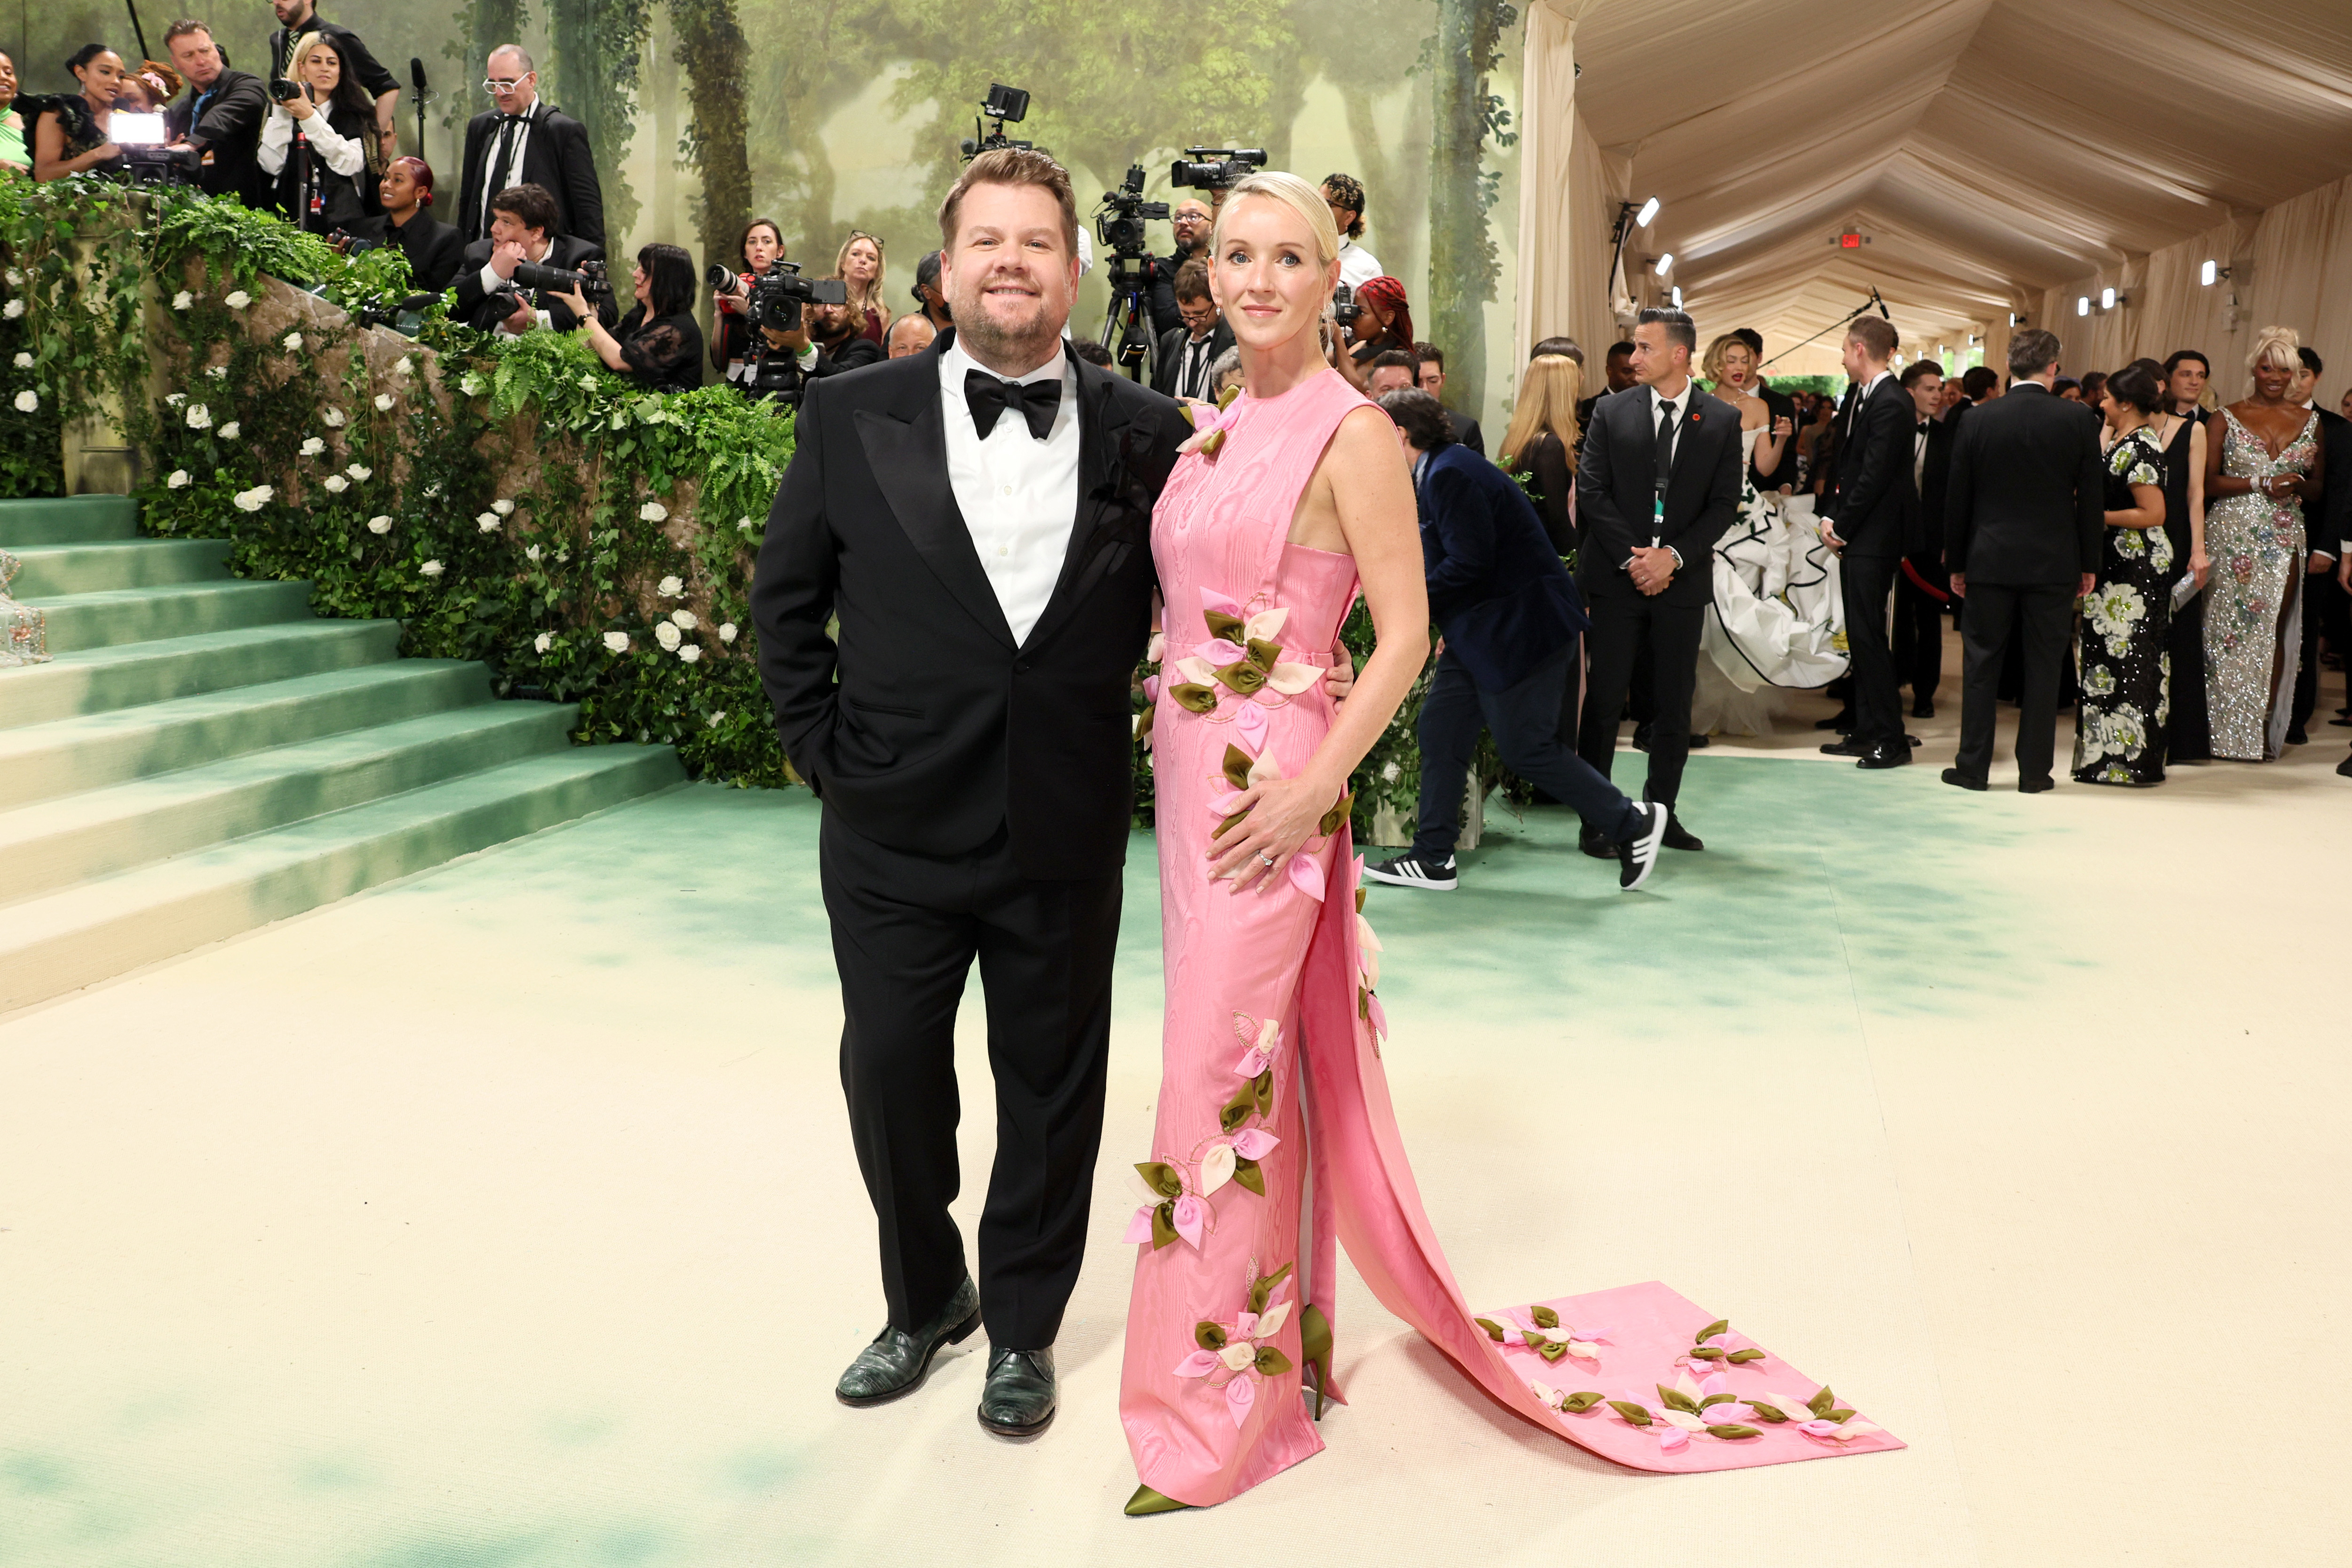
[{"xmin": 1097, "ymin": 251, "xmax": 1157, "ymax": 383}]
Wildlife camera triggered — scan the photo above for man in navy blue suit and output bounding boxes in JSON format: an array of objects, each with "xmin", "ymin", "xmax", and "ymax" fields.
[{"xmin": 1362, "ymin": 390, "xmax": 1669, "ymax": 894}]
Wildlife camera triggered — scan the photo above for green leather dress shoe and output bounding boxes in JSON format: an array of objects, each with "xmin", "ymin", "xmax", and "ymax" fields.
[
  {"xmin": 834, "ymin": 1276, "xmax": 981, "ymax": 1407},
  {"xmin": 976, "ymin": 1345, "xmax": 1057, "ymax": 1437}
]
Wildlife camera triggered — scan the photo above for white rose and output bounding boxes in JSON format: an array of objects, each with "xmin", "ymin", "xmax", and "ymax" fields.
[
  {"xmin": 167, "ymin": 469, "xmax": 189, "ymax": 489},
  {"xmin": 186, "ymin": 403, "xmax": 212, "ymax": 429},
  {"xmin": 707, "ymin": 710, "xmax": 727, "ymax": 727},
  {"xmin": 4, "ymin": 268, "xmax": 21, "ymax": 285},
  {"xmin": 395, "ymin": 358, "xmax": 415, "ymax": 377},
  {"xmin": 677, "ymin": 644, "xmax": 701, "ymax": 664},
  {"xmin": 459, "ymin": 374, "xmax": 483, "ymax": 397},
  {"xmin": 524, "ymin": 544, "xmax": 542, "ymax": 563},
  {"xmin": 366, "ymin": 515, "xmax": 392, "ymax": 534},
  {"xmin": 2, "ymin": 299, "xmax": 24, "ymax": 320},
  {"xmin": 11, "ymin": 352, "xmax": 30, "ymax": 369},
  {"xmin": 656, "ymin": 574, "xmax": 683, "ymax": 598},
  {"xmin": 172, "ymin": 289, "xmax": 192, "ymax": 309},
  {"xmin": 12, "ymin": 389, "xmax": 36, "ymax": 413},
  {"xmin": 218, "ymin": 422, "xmax": 240, "ymax": 440},
  {"xmin": 166, "ymin": 392, "xmax": 186, "ymax": 406},
  {"xmin": 375, "ymin": 393, "xmax": 395, "ymax": 411},
  {"xmin": 232, "ymin": 485, "xmax": 273, "ymax": 511},
  {"xmin": 420, "ymin": 559, "xmax": 445, "ymax": 579},
  {"xmin": 322, "ymin": 474, "xmax": 349, "ymax": 494},
  {"xmin": 719, "ymin": 623, "xmax": 737, "ymax": 644},
  {"xmin": 223, "ymin": 290, "xmax": 251, "ymax": 309},
  {"xmin": 478, "ymin": 516, "xmax": 500, "ymax": 534},
  {"xmin": 736, "ymin": 517, "xmax": 755, "ymax": 533},
  {"xmin": 345, "ymin": 464, "xmax": 370, "ymax": 482},
  {"xmin": 492, "ymin": 499, "xmax": 514, "ymax": 516},
  {"xmin": 639, "ymin": 501, "xmax": 669, "ymax": 523},
  {"xmin": 300, "ymin": 436, "xmax": 326, "ymax": 457},
  {"xmin": 205, "ymin": 364, "xmax": 227, "ymax": 380},
  {"xmin": 323, "ymin": 407, "xmax": 345, "ymax": 427},
  {"xmin": 533, "ymin": 631, "xmax": 553, "ymax": 654},
  {"xmin": 282, "ymin": 332, "xmax": 304, "ymax": 352},
  {"xmin": 603, "ymin": 631, "xmax": 630, "ymax": 654},
  {"xmin": 670, "ymin": 609, "xmax": 697, "ymax": 630},
  {"xmin": 654, "ymin": 621, "xmax": 683, "ymax": 651},
  {"xmin": 554, "ymin": 550, "xmax": 569, "ymax": 564}
]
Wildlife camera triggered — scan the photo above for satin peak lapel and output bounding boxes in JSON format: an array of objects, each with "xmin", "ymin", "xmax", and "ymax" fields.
[{"xmin": 854, "ymin": 399, "xmax": 1016, "ymax": 649}]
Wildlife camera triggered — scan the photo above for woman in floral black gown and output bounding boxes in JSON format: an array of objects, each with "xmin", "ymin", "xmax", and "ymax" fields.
[{"xmin": 2073, "ymin": 362, "xmax": 2173, "ymax": 785}]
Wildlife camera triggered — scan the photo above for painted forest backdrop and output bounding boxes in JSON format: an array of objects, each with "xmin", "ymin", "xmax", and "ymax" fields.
[{"xmin": 11, "ymin": 1, "xmax": 1528, "ymax": 427}]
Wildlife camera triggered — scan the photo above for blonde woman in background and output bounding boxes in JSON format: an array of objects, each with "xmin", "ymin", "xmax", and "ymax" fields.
[
  {"xmin": 1498, "ymin": 353, "xmax": 1582, "ymax": 553},
  {"xmin": 835, "ymin": 229, "xmax": 890, "ymax": 346}
]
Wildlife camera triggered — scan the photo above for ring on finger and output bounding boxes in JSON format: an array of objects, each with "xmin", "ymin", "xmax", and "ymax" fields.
[{"xmin": 1257, "ymin": 851, "xmax": 1276, "ymax": 867}]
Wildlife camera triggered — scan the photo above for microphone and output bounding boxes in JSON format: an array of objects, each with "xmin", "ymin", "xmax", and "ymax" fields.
[
  {"xmin": 411, "ymin": 56, "xmax": 429, "ymax": 95},
  {"xmin": 1874, "ymin": 288, "xmax": 1892, "ymax": 321},
  {"xmin": 409, "ymin": 58, "xmax": 431, "ymax": 155}
]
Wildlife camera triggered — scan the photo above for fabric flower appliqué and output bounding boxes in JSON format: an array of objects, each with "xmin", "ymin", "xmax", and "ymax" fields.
[
  {"xmin": 1745, "ymin": 1385, "xmax": 1884, "ymax": 1444},
  {"xmin": 1600, "ymin": 1372, "xmax": 1765, "ymax": 1453},
  {"xmin": 1172, "ymin": 1263, "xmax": 1297, "ymax": 1427},
  {"xmin": 1476, "ymin": 1303, "xmax": 1608, "ymax": 1365},
  {"xmin": 1168, "ymin": 588, "xmax": 1322, "ymax": 716},
  {"xmin": 1673, "ymin": 1317, "xmax": 1769, "ymax": 1374}
]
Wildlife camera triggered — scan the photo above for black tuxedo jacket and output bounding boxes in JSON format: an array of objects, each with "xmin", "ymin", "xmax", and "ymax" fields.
[
  {"xmin": 167, "ymin": 70, "xmax": 269, "ymax": 208},
  {"xmin": 1824, "ymin": 376, "xmax": 1918, "ymax": 559},
  {"xmin": 751, "ymin": 339, "xmax": 1189, "ymax": 881},
  {"xmin": 450, "ymin": 235, "xmax": 614, "ymax": 333},
  {"xmin": 380, "ymin": 209, "xmax": 464, "ymax": 295},
  {"xmin": 2308, "ymin": 406, "xmax": 2352, "ymax": 548},
  {"xmin": 1572, "ymin": 383, "xmax": 1745, "ymax": 607},
  {"xmin": 1943, "ymin": 383, "xmax": 2105, "ymax": 584},
  {"xmin": 1915, "ymin": 413, "xmax": 1958, "ymax": 561},
  {"xmin": 1150, "ymin": 321, "xmax": 1234, "ymax": 399},
  {"xmin": 1446, "ymin": 409, "xmax": 1485, "ymax": 456},
  {"xmin": 456, "ymin": 104, "xmax": 606, "ymax": 249}
]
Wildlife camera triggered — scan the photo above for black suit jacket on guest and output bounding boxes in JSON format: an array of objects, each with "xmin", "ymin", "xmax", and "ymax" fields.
[
  {"xmin": 751, "ymin": 338, "xmax": 1188, "ymax": 882},
  {"xmin": 1916, "ymin": 413, "xmax": 1958, "ymax": 562},
  {"xmin": 1572, "ymin": 383, "xmax": 1745, "ymax": 608},
  {"xmin": 450, "ymin": 235, "xmax": 614, "ymax": 334},
  {"xmin": 1750, "ymin": 382, "xmax": 1799, "ymax": 490},
  {"xmin": 1150, "ymin": 320, "xmax": 1234, "ymax": 400},
  {"xmin": 379, "ymin": 208, "xmax": 463, "ymax": 295},
  {"xmin": 2308, "ymin": 406, "xmax": 2352, "ymax": 547},
  {"xmin": 456, "ymin": 104, "xmax": 607, "ymax": 249},
  {"xmin": 1445, "ymin": 409, "xmax": 1485, "ymax": 456},
  {"xmin": 1416, "ymin": 443, "xmax": 1585, "ymax": 691},
  {"xmin": 167, "ymin": 71, "xmax": 270, "ymax": 207},
  {"xmin": 1823, "ymin": 376, "xmax": 1919, "ymax": 559},
  {"xmin": 1943, "ymin": 383, "xmax": 2105, "ymax": 584}
]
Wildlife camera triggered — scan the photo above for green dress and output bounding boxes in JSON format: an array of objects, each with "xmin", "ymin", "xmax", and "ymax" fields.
[{"xmin": 0, "ymin": 111, "xmax": 28, "ymax": 171}]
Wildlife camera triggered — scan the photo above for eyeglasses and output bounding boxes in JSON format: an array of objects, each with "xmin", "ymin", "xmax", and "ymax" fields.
[{"xmin": 483, "ymin": 76, "xmax": 529, "ymax": 93}]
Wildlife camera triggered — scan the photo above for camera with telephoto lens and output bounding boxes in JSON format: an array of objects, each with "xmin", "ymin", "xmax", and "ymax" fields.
[
  {"xmin": 707, "ymin": 260, "xmax": 847, "ymax": 335},
  {"xmin": 510, "ymin": 256, "xmax": 613, "ymax": 311},
  {"xmin": 958, "ymin": 82, "xmax": 1033, "ymax": 161},
  {"xmin": 1170, "ymin": 146, "xmax": 1267, "ymax": 192},
  {"xmin": 1331, "ymin": 282, "xmax": 1360, "ymax": 329}
]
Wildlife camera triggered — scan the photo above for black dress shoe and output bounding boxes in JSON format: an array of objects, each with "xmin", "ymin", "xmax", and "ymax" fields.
[
  {"xmin": 1819, "ymin": 737, "xmax": 1867, "ymax": 757},
  {"xmin": 2018, "ymin": 776, "xmax": 2055, "ymax": 794},
  {"xmin": 2286, "ymin": 724, "xmax": 2308, "ymax": 745},
  {"xmin": 1940, "ymin": 767, "xmax": 1986, "ymax": 791},
  {"xmin": 978, "ymin": 1345, "xmax": 1057, "ymax": 1437},
  {"xmin": 1856, "ymin": 742, "xmax": 1912, "ymax": 769},
  {"xmin": 1687, "ymin": 734, "xmax": 1710, "ymax": 748},
  {"xmin": 2338, "ymin": 753, "xmax": 2352, "ymax": 777},
  {"xmin": 1903, "ymin": 734, "xmax": 1923, "ymax": 747},
  {"xmin": 836, "ymin": 1276, "xmax": 981, "ymax": 1407},
  {"xmin": 1661, "ymin": 814, "xmax": 1704, "ymax": 851},
  {"xmin": 1631, "ymin": 723, "xmax": 1653, "ymax": 752},
  {"xmin": 1579, "ymin": 825, "xmax": 1617, "ymax": 860},
  {"xmin": 1813, "ymin": 713, "xmax": 1855, "ymax": 733},
  {"xmin": 1912, "ymin": 700, "xmax": 1936, "ymax": 719}
]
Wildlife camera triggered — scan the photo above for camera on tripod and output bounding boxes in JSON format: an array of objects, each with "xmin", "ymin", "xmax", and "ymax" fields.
[
  {"xmin": 1091, "ymin": 165, "xmax": 1168, "ymax": 379},
  {"xmin": 1094, "ymin": 164, "xmax": 1168, "ymax": 258},
  {"xmin": 708, "ymin": 260, "xmax": 848, "ymax": 335},
  {"xmin": 1171, "ymin": 146, "xmax": 1267, "ymax": 192},
  {"xmin": 959, "ymin": 82, "xmax": 1033, "ymax": 161}
]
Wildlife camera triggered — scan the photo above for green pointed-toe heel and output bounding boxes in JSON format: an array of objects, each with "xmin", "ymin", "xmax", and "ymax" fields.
[
  {"xmin": 1125, "ymin": 1483, "xmax": 1192, "ymax": 1516},
  {"xmin": 1301, "ymin": 1303, "xmax": 1335, "ymax": 1421}
]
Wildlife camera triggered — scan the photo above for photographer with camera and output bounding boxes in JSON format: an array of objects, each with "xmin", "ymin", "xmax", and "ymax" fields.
[
  {"xmin": 265, "ymin": 0, "xmax": 399, "ymax": 159},
  {"xmin": 162, "ymin": 22, "xmax": 268, "ymax": 205},
  {"xmin": 259, "ymin": 32, "xmax": 383, "ymax": 234},
  {"xmin": 801, "ymin": 286, "xmax": 886, "ymax": 376},
  {"xmin": 553, "ymin": 243, "xmax": 703, "ymax": 394},
  {"xmin": 1148, "ymin": 259, "xmax": 1229, "ymax": 403},
  {"xmin": 713, "ymin": 218, "xmax": 787, "ymax": 381},
  {"xmin": 1335, "ymin": 273, "xmax": 1412, "ymax": 393},
  {"xmin": 715, "ymin": 263, "xmax": 858, "ymax": 403},
  {"xmin": 452, "ymin": 182, "xmax": 613, "ymax": 336},
  {"xmin": 1144, "ymin": 195, "xmax": 1212, "ymax": 339},
  {"xmin": 1321, "ymin": 173, "xmax": 1382, "ymax": 289},
  {"xmin": 368, "ymin": 157, "xmax": 460, "ymax": 293}
]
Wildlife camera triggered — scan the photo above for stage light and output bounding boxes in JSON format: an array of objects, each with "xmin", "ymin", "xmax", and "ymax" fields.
[
  {"xmin": 1671, "ymin": 285, "xmax": 1682, "ymax": 308},
  {"xmin": 2100, "ymin": 286, "xmax": 2116, "ymax": 310},
  {"xmin": 2077, "ymin": 296, "xmax": 2090, "ymax": 317},
  {"xmin": 1653, "ymin": 253, "xmax": 1673, "ymax": 275},
  {"xmin": 1636, "ymin": 197, "xmax": 1659, "ymax": 228},
  {"xmin": 2200, "ymin": 259, "xmax": 2220, "ymax": 286}
]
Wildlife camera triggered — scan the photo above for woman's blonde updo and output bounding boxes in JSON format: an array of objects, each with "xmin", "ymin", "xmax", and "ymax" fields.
[
  {"xmin": 2247, "ymin": 325, "xmax": 2300, "ymax": 372},
  {"xmin": 1208, "ymin": 171, "xmax": 1341, "ymax": 272}
]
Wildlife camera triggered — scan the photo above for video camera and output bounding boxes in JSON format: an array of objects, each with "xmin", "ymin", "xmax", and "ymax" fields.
[
  {"xmin": 958, "ymin": 82, "xmax": 1033, "ymax": 161},
  {"xmin": 1094, "ymin": 164, "xmax": 1169, "ymax": 258},
  {"xmin": 1331, "ymin": 282, "xmax": 1361, "ymax": 329},
  {"xmin": 1171, "ymin": 146, "xmax": 1267, "ymax": 192},
  {"xmin": 512, "ymin": 256, "xmax": 613, "ymax": 305},
  {"xmin": 707, "ymin": 260, "xmax": 847, "ymax": 336},
  {"xmin": 111, "ymin": 111, "xmax": 201, "ymax": 187}
]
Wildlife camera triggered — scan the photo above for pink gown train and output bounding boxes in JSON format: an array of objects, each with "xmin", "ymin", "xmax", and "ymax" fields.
[{"xmin": 1119, "ymin": 369, "xmax": 1900, "ymax": 1505}]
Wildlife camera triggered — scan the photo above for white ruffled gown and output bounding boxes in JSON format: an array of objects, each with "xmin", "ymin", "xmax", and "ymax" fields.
[{"xmin": 1692, "ymin": 427, "xmax": 1848, "ymax": 734}]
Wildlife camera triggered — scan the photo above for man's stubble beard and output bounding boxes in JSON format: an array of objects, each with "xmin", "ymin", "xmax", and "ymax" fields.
[{"xmin": 952, "ymin": 279, "xmax": 1065, "ymax": 373}]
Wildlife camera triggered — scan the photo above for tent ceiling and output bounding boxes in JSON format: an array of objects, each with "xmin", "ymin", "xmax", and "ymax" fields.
[{"xmin": 1571, "ymin": 0, "xmax": 2352, "ymax": 360}]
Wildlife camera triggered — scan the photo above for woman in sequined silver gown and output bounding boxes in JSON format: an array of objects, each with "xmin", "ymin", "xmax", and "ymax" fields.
[{"xmin": 2201, "ymin": 329, "xmax": 2322, "ymax": 761}]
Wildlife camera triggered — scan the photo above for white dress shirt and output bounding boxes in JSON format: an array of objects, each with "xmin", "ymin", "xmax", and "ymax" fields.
[
  {"xmin": 1337, "ymin": 239, "xmax": 1382, "ymax": 290},
  {"xmin": 476, "ymin": 236, "xmax": 557, "ymax": 336},
  {"xmin": 477, "ymin": 101, "xmax": 540, "ymax": 235},
  {"xmin": 258, "ymin": 101, "xmax": 366, "ymax": 178},
  {"xmin": 938, "ymin": 338, "xmax": 1081, "ymax": 646},
  {"xmin": 1646, "ymin": 380, "xmax": 1691, "ymax": 464},
  {"xmin": 1914, "ymin": 420, "xmax": 1932, "ymax": 493}
]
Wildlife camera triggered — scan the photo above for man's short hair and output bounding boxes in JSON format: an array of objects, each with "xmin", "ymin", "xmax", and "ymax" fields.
[
  {"xmin": 1371, "ymin": 349, "xmax": 1416, "ymax": 373},
  {"xmin": 1962, "ymin": 365, "xmax": 1999, "ymax": 400},
  {"xmin": 1173, "ymin": 258, "xmax": 1212, "ymax": 305},
  {"xmin": 1900, "ymin": 359, "xmax": 1944, "ymax": 389},
  {"xmin": 163, "ymin": 18, "xmax": 213, "ymax": 46},
  {"xmin": 1845, "ymin": 315, "xmax": 1899, "ymax": 360},
  {"xmin": 1606, "ymin": 340, "xmax": 1636, "ymax": 361},
  {"xmin": 1530, "ymin": 335, "xmax": 1582, "ymax": 366},
  {"xmin": 1409, "ymin": 342, "xmax": 1444, "ymax": 372},
  {"xmin": 1378, "ymin": 387, "xmax": 1453, "ymax": 450},
  {"xmin": 2299, "ymin": 345, "xmax": 2324, "ymax": 376},
  {"xmin": 2009, "ymin": 328, "xmax": 2062, "ymax": 379},
  {"xmin": 1733, "ymin": 327, "xmax": 1764, "ymax": 357},
  {"xmin": 1070, "ymin": 338, "xmax": 1114, "ymax": 367},
  {"xmin": 938, "ymin": 146, "xmax": 1079, "ymax": 259},
  {"xmin": 1636, "ymin": 306, "xmax": 1697, "ymax": 357},
  {"xmin": 2162, "ymin": 349, "xmax": 2210, "ymax": 377},
  {"xmin": 1320, "ymin": 173, "xmax": 1366, "ymax": 238},
  {"xmin": 488, "ymin": 182, "xmax": 559, "ymax": 236},
  {"xmin": 487, "ymin": 43, "xmax": 534, "ymax": 73}
]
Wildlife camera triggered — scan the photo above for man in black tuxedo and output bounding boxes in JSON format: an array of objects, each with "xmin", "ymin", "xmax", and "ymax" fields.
[
  {"xmin": 367, "ymin": 157, "xmax": 462, "ymax": 294},
  {"xmin": 751, "ymin": 150, "xmax": 1347, "ymax": 1439},
  {"xmin": 1942, "ymin": 329, "xmax": 2104, "ymax": 792},
  {"xmin": 456, "ymin": 46, "xmax": 605, "ymax": 249},
  {"xmin": 1575, "ymin": 339, "xmax": 1637, "ymax": 458},
  {"xmin": 1148, "ymin": 259, "xmax": 1231, "ymax": 401},
  {"xmin": 2288, "ymin": 347, "xmax": 2352, "ymax": 744},
  {"xmin": 1896, "ymin": 359, "xmax": 1957, "ymax": 718},
  {"xmin": 1733, "ymin": 328, "xmax": 1799, "ymax": 496},
  {"xmin": 162, "ymin": 21, "xmax": 269, "ymax": 208},
  {"xmin": 450, "ymin": 183, "xmax": 613, "ymax": 335},
  {"xmin": 1817, "ymin": 314, "xmax": 1919, "ymax": 769},
  {"xmin": 1412, "ymin": 344, "xmax": 1484, "ymax": 454},
  {"xmin": 1572, "ymin": 306, "xmax": 1744, "ymax": 850}
]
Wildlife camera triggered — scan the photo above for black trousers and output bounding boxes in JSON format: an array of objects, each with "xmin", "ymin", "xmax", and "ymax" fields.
[
  {"xmin": 1955, "ymin": 581, "xmax": 2074, "ymax": 785},
  {"xmin": 1410, "ymin": 644, "xmax": 1644, "ymax": 861},
  {"xmin": 1840, "ymin": 553, "xmax": 1902, "ymax": 748},
  {"xmin": 1893, "ymin": 557, "xmax": 1945, "ymax": 704},
  {"xmin": 818, "ymin": 811, "xmax": 1120, "ymax": 1351},
  {"xmin": 1576, "ymin": 593, "xmax": 1703, "ymax": 809},
  {"xmin": 2290, "ymin": 565, "xmax": 2348, "ymax": 730}
]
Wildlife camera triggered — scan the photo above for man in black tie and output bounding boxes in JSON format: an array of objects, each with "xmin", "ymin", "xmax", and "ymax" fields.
[
  {"xmin": 1897, "ymin": 359, "xmax": 1956, "ymax": 718},
  {"xmin": 1572, "ymin": 306, "xmax": 1744, "ymax": 851},
  {"xmin": 1817, "ymin": 314, "xmax": 1919, "ymax": 769},
  {"xmin": 1942, "ymin": 329, "xmax": 2104, "ymax": 792},
  {"xmin": 1148, "ymin": 259, "xmax": 1231, "ymax": 402},
  {"xmin": 456, "ymin": 46, "xmax": 605, "ymax": 249}
]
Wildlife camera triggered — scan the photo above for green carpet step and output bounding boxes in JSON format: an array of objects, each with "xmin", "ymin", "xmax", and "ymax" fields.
[
  {"xmin": 0, "ymin": 700, "xmax": 582, "ymax": 901},
  {"xmin": 1, "ymin": 620, "xmax": 402, "ymax": 730},
  {"xmin": 0, "ymin": 660, "xmax": 492, "ymax": 810},
  {"xmin": 30, "ymin": 579, "xmax": 319, "ymax": 654},
  {"xmin": 8, "ymin": 539, "xmax": 235, "ymax": 597},
  {"xmin": 0, "ymin": 494, "xmax": 141, "ymax": 547},
  {"xmin": 0, "ymin": 746, "xmax": 685, "ymax": 1014}
]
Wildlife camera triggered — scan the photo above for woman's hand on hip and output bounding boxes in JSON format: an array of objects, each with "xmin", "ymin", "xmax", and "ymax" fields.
[{"xmin": 1207, "ymin": 773, "xmax": 1339, "ymax": 892}]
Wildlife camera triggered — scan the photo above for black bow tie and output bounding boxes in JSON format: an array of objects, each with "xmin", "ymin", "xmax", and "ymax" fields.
[{"xmin": 965, "ymin": 368, "xmax": 1061, "ymax": 441}]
